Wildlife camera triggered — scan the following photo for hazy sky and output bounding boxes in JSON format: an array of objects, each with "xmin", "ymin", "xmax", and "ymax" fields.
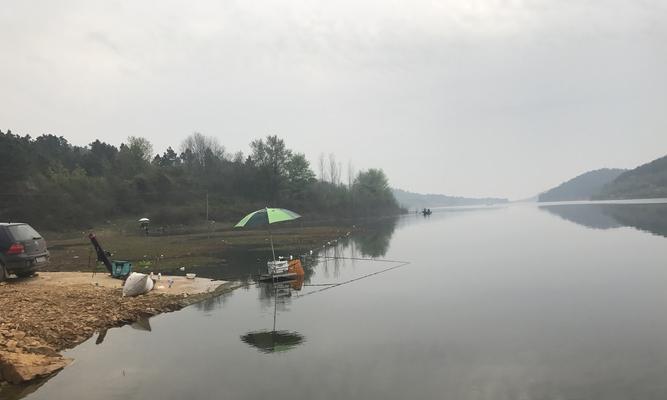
[{"xmin": 1, "ymin": 0, "xmax": 665, "ymax": 199}]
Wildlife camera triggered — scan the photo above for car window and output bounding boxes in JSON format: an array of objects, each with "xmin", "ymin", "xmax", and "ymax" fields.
[
  {"xmin": 0, "ymin": 228, "xmax": 9, "ymax": 245},
  {"xmin": 7, "ymin": 224, "xmax": 42, "ymax": 241}
]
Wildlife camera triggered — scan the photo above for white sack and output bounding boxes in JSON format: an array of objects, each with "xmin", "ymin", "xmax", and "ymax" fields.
[{"xmin": 123, "ymin": 272, "xmax": 154, "ymax": 297}]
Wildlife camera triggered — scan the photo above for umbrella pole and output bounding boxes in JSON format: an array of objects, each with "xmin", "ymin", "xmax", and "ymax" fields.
[
  {"xmin": 266, "ymin": 207, "xmax": 276, "ymax": 262},
  {"xmin": 269, "ymin": 228, "xmax": 276, "ymax": 261}
]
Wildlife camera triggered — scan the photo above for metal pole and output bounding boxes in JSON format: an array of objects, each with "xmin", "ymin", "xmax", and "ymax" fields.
[
  {"xmin": 266, "ymin": 207, "xmax": 276, "ymax": 261},
  {"xmin": 270, "ymin": 231, "xmax": 276, "ymax": 261}
]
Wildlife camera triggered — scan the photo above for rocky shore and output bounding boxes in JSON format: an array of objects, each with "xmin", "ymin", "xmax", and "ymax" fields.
[{"xmin": 0, "ymin": 273, "xmax": 239, "ymax": 385}]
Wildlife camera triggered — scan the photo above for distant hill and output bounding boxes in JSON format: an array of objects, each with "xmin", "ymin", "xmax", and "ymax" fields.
[
  {"xmin": 538, "ymin": 168, "xmax": 626, "ymax": 202},
  {"xmin": 392, "ymin": 188, "xmax": 508, "ymax": 209},
  {"xmin": 595, "ymin": 154, "xmax": 667, "ymax": 200}
]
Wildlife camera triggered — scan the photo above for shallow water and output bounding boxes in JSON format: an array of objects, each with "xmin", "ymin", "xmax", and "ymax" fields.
[{"xmin": 13, "ymin": 201, "xmax": 667, "ymax": 400}]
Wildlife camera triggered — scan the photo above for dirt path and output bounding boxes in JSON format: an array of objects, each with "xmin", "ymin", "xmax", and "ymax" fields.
[{"xmin": 0, "ymin": 272, "xmax": 239, "ymax": 385}]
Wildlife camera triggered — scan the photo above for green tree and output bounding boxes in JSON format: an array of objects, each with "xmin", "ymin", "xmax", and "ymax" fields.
[
  {"xmin": 286, "ymin": 153, "xmax": 316, "ymax": 197},
  {"xmin": 250, "ymin": 135, "xmax": 293, "ymax": 201},
  {"xmin": 126, "ymin": 136, "xmax": 154, "ymax": 163},
  {"xmin": 353, "ymin": 169, "xmax": 397, "ymax": 214}
]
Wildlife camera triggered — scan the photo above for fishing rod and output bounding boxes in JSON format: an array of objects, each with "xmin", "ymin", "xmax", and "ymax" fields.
[{"xmin": 296, "ymin": 257, "xmax": 411, "ymax": 298}]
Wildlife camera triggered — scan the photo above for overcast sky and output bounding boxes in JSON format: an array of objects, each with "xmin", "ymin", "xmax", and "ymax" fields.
[{"xmin": 1, "ymin": 0, "xmax": 665, "ymax": 199}]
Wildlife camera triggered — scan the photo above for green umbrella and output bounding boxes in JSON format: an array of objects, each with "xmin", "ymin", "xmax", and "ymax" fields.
[
  {"xmin": 235, "ymin": 208, "xmax": 301, "ymax": 228},
  {"xmin": 235, "ymin": 207, "xmax": 301, "ymax": 261}
]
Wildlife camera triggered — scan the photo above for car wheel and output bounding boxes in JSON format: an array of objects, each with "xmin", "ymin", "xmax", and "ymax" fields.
[{"xmin": 0, "ymin": 263, "xmax": 7, "ymax": 282}]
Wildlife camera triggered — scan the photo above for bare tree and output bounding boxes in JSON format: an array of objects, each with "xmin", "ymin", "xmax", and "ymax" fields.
[
  {"xmin": 180, "ymin": 132, "xmax": 226, "ymax": 167},
  {"xmin": 347, "ymin": 160, "xmax": 355, "ymax": 188},
  {"xmin": 328, "ymin": 153, "xmax": 340, "ymax": 185},
  {"xmin": 318, "ymin": 153, "xmax": 327, "ymax": 182},
  {"xmin": 338, "ymin": 161, "xmax": 343, "ymax": 185}
]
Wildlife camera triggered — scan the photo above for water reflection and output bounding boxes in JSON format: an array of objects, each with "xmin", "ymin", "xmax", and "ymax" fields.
[
  {"xmin": 242, "ymin": 281, "xmax": 306, "ymax": 354},
  {"xmin": 240, "ymin": 331, "xmax": 305, "ymax": 354},
  {"xmin": 13, "ymin": 206, "xmax": 667, "ymax": 400},
  {"xmin": 540, "ymin": 202, "xmax": 667, "ymax": 237},
  {"xmin": 193, "ymin": 288, "xmax": 235, "ymax": 312},
  {"xmin": 350, "ymin": 217, "xmax": 397, "ymax": 258},
  {"xmin": 130, "ymin": 316, "xmax": 152, "ymax": 332},
  {"xmin": 180, "ymin": 217, "xmax": 399, "ymax": 285}
]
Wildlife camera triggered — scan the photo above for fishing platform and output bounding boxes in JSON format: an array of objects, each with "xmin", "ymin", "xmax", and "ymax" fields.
[{"xmin": 258, "ymin": 258, "xmax": 305, "ymax": 282}]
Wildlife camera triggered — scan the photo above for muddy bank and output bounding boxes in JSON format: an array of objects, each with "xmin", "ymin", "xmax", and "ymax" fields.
[{"xmin": 0, "ymin": 273, "xmax": 240, "ymax": 385}]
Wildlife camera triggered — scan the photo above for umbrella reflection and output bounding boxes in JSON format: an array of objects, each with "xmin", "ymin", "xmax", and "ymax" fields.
[
  {"xmin": 240, "ymin": 330, "xmax": 305, "ymax": 354},
  {"xmin": 241, "ymin": 279, "xmax": 305, "ymax": 353}
]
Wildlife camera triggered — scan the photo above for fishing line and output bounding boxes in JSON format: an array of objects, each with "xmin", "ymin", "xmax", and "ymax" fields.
[
  {"xmin": 311, "ymin": 255, "xmax": 410, "ymax": 264},
  {"xmin": 296, "ymin": 258, "xmax": 410, "ymax": 298}
]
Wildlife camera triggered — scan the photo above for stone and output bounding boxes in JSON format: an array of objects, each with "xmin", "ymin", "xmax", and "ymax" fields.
[
  {"xmin": 0, "ymin": 351, "xmax": 72, "ymax": 384},
  {"xmin": 25, "ymin": 346, "xmax": 59, "ymax": 357},
  {"xmin": 5, "ymin": 340, "xmax": 17, "ymax": 352}
]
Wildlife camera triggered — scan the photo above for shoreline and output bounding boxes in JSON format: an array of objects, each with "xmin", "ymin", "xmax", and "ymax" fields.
[
  {"xmin": 0, "ymin": 272, "xmax": 242, "ymax": 386},
  {"xmin": 0, "ymin": 220, "xmax": 373, "ymax": 388},
  {"xmin": 44, "ymin": 223, "xmax": 359, "ymax": 274}
]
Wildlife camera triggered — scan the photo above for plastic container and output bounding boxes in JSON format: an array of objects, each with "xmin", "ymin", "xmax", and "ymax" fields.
[{"xmin": 111, "ymin": 260, "xmax": 132, "ymax": 278}]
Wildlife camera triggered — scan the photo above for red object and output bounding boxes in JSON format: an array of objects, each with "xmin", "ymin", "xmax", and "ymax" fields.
[
  {"xmin": 288, "ymin": 259, "xmax": 305, "ymax": 277},
  {"xmin": 7, "ymin": 243, "xmax": 25, "ymax": 255}
]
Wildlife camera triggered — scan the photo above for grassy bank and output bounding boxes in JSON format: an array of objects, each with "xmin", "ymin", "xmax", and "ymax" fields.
[{"xmin": 44, "ymin": 220, "xmax": 357, "ymax": 275}]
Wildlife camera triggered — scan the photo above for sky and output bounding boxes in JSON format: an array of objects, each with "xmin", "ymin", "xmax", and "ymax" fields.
[{"xmin": 1, "ymin": 0, "xmax": 666, "ymax": 199}]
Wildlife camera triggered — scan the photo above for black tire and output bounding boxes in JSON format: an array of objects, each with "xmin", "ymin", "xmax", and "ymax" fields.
[{"xmin": 0, "ymin": 262, "xmax": 7, "ymax": 282}]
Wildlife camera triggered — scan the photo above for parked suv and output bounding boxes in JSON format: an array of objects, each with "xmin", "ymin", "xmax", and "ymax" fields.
[{"xmin": 0, "ymin": 223, "xmax": 49, "ymax": 281}]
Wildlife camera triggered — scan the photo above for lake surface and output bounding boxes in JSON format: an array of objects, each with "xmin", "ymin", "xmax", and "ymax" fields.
[{"xmin": 12, "ymin": 201, "xmax": 667, "ymax": 400}]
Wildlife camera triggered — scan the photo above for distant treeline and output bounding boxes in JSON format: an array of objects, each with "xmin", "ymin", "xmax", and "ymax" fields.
[
  {"xmin": 0, "ymin": 130, "xmax": 400, "ymax": 230},
  {"xmin": 392, "ymin": 188, "xmax": 508, "ymax": 209}
]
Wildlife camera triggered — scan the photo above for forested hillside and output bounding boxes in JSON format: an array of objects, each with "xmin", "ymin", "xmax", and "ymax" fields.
[
  {"xmin": 538, "ymin": 168, "xmax": 626, "ymax": 202},
  {"xmin": 595, "ymin": 155, "xmax": 667, "ymax": 200},
  {"xmin": 0, "ymin": 130, "xmax": 400, "ymax": 229}
]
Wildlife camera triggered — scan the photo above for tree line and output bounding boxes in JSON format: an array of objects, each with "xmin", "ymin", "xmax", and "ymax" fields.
[{"xmin": 0, "ymin": 130, "xmax": 401, "ymax": 230}]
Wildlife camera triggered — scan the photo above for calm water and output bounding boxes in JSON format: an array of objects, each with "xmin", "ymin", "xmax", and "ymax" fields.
[{"xmin": 11, "ymin": 201, "xmax": 667, "ymax": 400}]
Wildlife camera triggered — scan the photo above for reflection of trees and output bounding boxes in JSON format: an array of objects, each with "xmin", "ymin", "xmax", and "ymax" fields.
[
  {"xmin": 193, "ymin": 289, "xmax": 234, "ymax": 312},
  {"xmin": 181, "ymin": 217, "xmax": 398, "ymax": 288},
  {"xmin": 541, "ymin": 203, "xmax": 667, "ymax": 237},
  {"xmin": 540, "ymin": 205, "xmax": 621, "ymax": 230},
  {"xmin": 351, "ymin": 217, "xmax": 398, "ymax": 258},
  {"xmin": 300, "ymin": 217, "xmax": 398, "ymax": 283},
  {"xmin": 604, "ymin": 204, "xmax": 667, "ymax": 237}
]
